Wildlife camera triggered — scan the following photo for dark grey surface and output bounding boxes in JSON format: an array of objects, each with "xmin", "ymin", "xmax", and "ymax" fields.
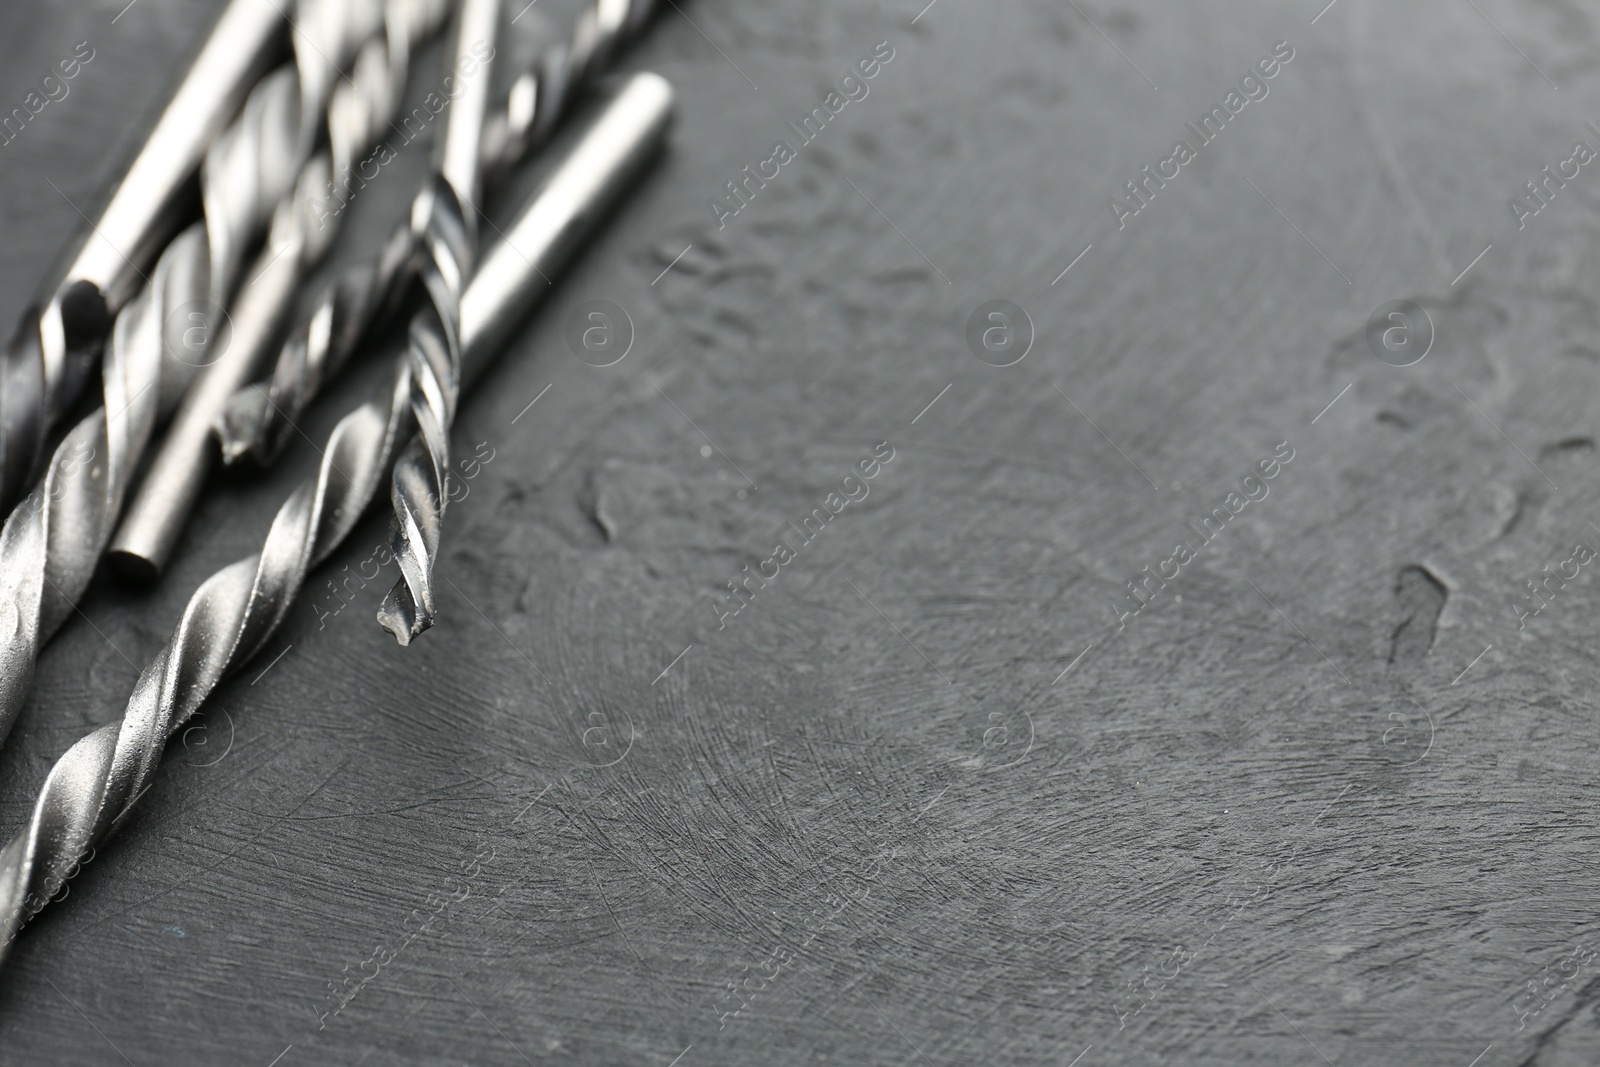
[{"xmin": 1, "ymin": 0, "xmax": 1598, "ymax": 1064}]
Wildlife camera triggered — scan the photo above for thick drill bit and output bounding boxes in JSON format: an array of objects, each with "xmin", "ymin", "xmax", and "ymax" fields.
[
  {"xmin": 217, "ymin": 0, "xmax": 667, "ymax": 476},
  {"xmin": 108, "ymin": 0, "xmax": 456, "ymax": 579},
  {"xmin": 0, "ymin": 0, "xmax": 286, "ymax": 517},
  {"xmin": 0, "ymin": 0, "xmax": 436, "ymax": 756},
  {"xmin": 0, "ymin": 71, "xmax": 674, "ymax": 965},
  {"xmin": 380, "ymin": 0, "xmax": 667, "ymax": 644}
]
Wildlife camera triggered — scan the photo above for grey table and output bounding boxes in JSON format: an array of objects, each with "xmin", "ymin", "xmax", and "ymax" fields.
[{"xmin": 0, "ymin": 0, "xmax": 1596, "ymax": 1064}]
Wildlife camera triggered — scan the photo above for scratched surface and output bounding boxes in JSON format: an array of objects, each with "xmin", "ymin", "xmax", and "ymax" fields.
[{"xmin": 1, "ymin": 0, "xmax": 1600, "ymax": 1064}]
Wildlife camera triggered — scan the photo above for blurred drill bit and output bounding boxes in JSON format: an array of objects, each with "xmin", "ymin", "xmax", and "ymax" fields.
[
  {"xmin": 0, "ymin": 0, "xmax": 288, "ymax": 517},
  {"xmin": 0, "ymin": 71, "xmax": 674, "ymax": 966},
  {"xmin": 217, "ymin": 0, "xmax": 668, "ymax": 477},
  {"xmin": 0, "ymin": 0, "xmax": 447, "ymax": 755}
]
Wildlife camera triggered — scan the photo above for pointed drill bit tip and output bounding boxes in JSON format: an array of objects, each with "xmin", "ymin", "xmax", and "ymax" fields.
[
  {"xmin": 376, "ymin": 585, "xmax": 432, "ymax": 645},
  {"xmin": 216, "ymin": 382, "xmax": 273, "ymax": 465}
]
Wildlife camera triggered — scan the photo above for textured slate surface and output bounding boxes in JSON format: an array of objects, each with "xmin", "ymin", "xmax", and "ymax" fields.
[{"xmin": 3, "ymin": 0, "xmax": 1600, "ymax": 1064}]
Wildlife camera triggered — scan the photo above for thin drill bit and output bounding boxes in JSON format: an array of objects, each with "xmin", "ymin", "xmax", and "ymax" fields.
[
  {"xmin": 0, "ymin": 0, "xmax": 444, "ymax": 755},
  {"xmin": 0, "ymin": 0, "xmax": 287, "ymax": 517},
  {"xmin": 379, "ymin": 0, "xmax": 667, "ymax": 644},
  {"xmin": 107, "ymin": 0, "xmax": 457, "ymax": 578},
  {"xmin": 217, "ymin": 0, "xmax": 667, "ymax": 475},
  {"xmin": 373, "ymin": 0, "xmax": 503, "ymax": 642},
  {"xmin": 0, "ymin": 71, "xmax": 674, "ymax": 964}
]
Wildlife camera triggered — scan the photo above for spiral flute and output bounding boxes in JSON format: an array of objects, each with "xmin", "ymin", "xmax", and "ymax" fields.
[
  {"xmin": 0, "ymin": 0, "xmax": 444, "ymax": 755},
  {"xmin": 378, "ymin": 0, "xmax": 666, "ymax": 644},
  {"xmin": 218, "ymin": 0, "xmax": 667, "ymax": 473},
  {"xmin": 0, "ymin": 70, "xmax": 674, "ymax": 965}
]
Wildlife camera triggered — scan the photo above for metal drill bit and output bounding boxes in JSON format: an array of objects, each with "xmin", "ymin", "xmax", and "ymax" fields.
[
  {"xmin": 373, "ymin": 0, "xmax": 502, "ymax": 641},
  {"xmin": 0, "ymin": 0, "xmax": 287, "ymax": 517},
  {"xmin": 380, "ymin": 0, "xmax": 667, "ymax": 644},
  {"xmin": 107, "ymin": 0, "xmax": 457, "ymax": 579},
  {"xmin": 216, "ymin": 0, "xmax": 667, "ymax": 476},
  {"xmin": 0, "ymin": 71, "xmax": 674, "ymax": 964},
  {"xmin": 0, "ymin": 0, "xmax": 441, "ymax": 756}
]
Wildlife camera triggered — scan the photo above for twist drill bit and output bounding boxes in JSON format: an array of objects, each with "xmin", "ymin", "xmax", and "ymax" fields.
[
  {"xmin": 107, "ymin": 0, "xmax": 460, "ymax": 578},
  {"xmin": 375, "ymin": 0, "xmax": 507, "ymax": 645},
  {"xmin": 0, "ymin": 71, "xmax": 674, "ymax": 965},
  {"xmin": 0, "ymin": 0, "xmax": 439, "ymax": 754},
  {"xmin": 380, "ymin": 0, "xmax": 667, "ymax": 644},
  {"xmin": 0, "ymin": 0, "xmax": 287, "ymax": 517},
  {"xmin": 217, "ymin": 0, "xmax": 667, "ymax": 474}
]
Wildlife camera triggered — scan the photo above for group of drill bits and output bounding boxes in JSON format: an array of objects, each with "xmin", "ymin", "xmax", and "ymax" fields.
[{"xmin": 0, "ymin": 0, "xmax": 675, "ymax": 964}]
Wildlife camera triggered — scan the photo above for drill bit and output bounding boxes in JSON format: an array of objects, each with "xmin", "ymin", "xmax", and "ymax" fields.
[
  {"xmin": 0, "ymin": 70, "xmax": 674, "ymax": 965},
  {"xmin": 0, "ymin": 0, "xmax": 287, "ymax": 517},
  {"xmin": 108, "ymin": 0, "xmax": 457, "ymax": 579},
  {"xmin": 373, "ymin": 0, "xmax": 503, "ymax": 641},
  {"xmin": 0, "ymin": 0, "xmax": 441, "ymax": 755},
  {"xmin": 216, "ymin": 0, "xmax": 667, "ymax": 475},
  {"xmin": 380, "ymin": 0, "xmax": 667, "ymax": 644}
]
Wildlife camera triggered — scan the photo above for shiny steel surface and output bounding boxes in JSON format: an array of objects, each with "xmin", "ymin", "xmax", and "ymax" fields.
[
  {"xmin": 0, "ymin": 0, "xmax": 429, "ymax": 758},
  {"xmin": 107, "ymin": 0, "xmax": 455, "ymax": 579},
  {"xmin": 0, "ymin": 0, "xmax": 286, "ymax": 517},
  {"xmin": 0, "ymin": 71, "xmax": 674, "ymax": 964}
]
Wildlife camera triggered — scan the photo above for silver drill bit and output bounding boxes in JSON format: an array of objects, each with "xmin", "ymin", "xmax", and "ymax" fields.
[
  {"xmin": 107, "ymin": 0, "xmax": 457, "ymax": 580},
  {"xmin": 0, "ymin": 0, "xmax": 287, "ymax": 516},
  {"xmin": 381, "ymin": 0, "xmax": 666, "ymax": 644},
  {"xmin": 216, "ymin": 0, "xmax": 666, "ymax": 475},
  {"xmin": 0, "ymin": 0, "xmax": 439, "ymax": 756},
  {"xmin": 375, "ymin": 0, "xmax": 502, "ymax": 640},
  {"xmin": 0, "ymin": 70, "xmax": 674, "ymax": 964}
]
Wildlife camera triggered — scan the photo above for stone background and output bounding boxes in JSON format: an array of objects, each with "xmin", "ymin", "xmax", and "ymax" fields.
[{"xmin": 1, "ymin": 0, "xmax": 1599, "ymax": 1064}]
